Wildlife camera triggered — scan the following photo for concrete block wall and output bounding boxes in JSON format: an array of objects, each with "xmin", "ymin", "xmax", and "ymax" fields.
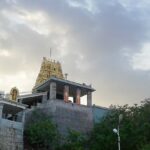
[
  {"xmin": 0, "ymin": 119, "xmax": 23, "ymax": 150},
  {"xmin": 25, "ymin": 100, "xmax": 94, "ymax": 136}
]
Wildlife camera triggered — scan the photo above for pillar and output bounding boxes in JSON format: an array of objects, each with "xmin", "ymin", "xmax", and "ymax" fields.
[
  {"xmin": 73, "ymin": 97, "xmax": 76, "ymax": 103},
  {"xmin": 22, "ymin": 110, "xmax": 25, "ymax": 124},
  {"xmin": 50, "ymin": 82, "xmax": 57, "ymax": 100},
  {"xmin": 42, "ymin": 93, "xmax": 47, "ymax": 103},
  {"xmin": 16, "ymin": 111, "xmax": 23, "ymax": 122},
  {"xmin": 64, "ymin": 85, "xmax": 69, "ymax": 102},
  {"xmin": 87, "ymin": 91, "xmax": 92, "ymax": 106},
  {"xmin": 76, "ymin": 88, "xmax": 81, "ymax": 105},
  {"xmin": 0, "ymin": 103, "xmax": 3, "ymax": 118}
]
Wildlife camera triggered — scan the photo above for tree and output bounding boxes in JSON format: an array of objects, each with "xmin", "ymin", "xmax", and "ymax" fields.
[
  {"xmin": 24, "ymin": 110, "xmax": 60, "ymax": 150},
  {"xmin": 141, "ymin": 144, "xmax": 150, "ymax": 150},
  {"xmin": 59, "ymin": 129, "xmax": 86, "ymax": 150},
  {"xmin": 88, "ymin": 99, "xmax": 150, "ymax": 150}
]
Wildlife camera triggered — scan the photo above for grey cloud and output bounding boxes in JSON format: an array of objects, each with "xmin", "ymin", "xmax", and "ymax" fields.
[{"xmin": 0, "ymin": 0, "xmax": 150, "ymax": 106}]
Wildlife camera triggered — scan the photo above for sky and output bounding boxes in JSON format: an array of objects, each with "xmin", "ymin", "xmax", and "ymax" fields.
[{"xmin": 0, "ymin": 0, "xmax": 150, "ymax": 107}]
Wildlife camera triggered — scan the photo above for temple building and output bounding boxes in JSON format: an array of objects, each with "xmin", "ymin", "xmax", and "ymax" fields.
[
  {"xmin": 19, "ymin": 57, "xmax": 95, "ymax": 108},
  {"xmin": 0, "ymin": 56, "xmax": 108, "ymax": 150},
  {"xmin": 0, "ymin": 95, "xmax": 26, "ymax": 150}
]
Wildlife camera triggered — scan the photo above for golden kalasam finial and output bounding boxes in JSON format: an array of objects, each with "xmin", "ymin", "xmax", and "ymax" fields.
[
  {"xmin": 33, "ymin": 57, "xmax": 64, "ymax": 89},
  {"xmin": 10, "ymin": 87, "xmax": 19, "ymax": 101}
]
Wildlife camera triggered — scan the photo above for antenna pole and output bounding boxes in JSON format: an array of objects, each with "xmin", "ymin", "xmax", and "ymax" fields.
[{"xmin": 50, "ymin": 48, "xmax": 52, "ymax": 58}]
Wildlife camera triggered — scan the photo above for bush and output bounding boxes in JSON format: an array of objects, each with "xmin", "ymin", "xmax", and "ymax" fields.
[
  {"xmin": 24, "ymin": 110, "xmax": 60, "ymax": 150},
  {"xmin": 58, "ymin": 129, "xmax": 86, "ymax": 150},
  {"xmin": 141, "ymin": 144, "xmax": 150, "ymax": 150}
]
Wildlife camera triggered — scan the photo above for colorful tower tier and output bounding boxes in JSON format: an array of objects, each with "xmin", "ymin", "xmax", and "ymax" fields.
[{"xmin": 34, "ymin": 57, "xmax": 64, "ymax": 89}]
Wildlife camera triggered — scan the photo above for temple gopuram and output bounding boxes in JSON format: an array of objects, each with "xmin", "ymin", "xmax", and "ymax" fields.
[{"xmin": 34, "ymin": 57, "xmax": 64, "ymax": 88}]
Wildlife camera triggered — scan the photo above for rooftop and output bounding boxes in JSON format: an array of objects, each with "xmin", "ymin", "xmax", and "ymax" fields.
[{"xmin": 34, "ymin": 76, "xmax": 95, "ymax": 96}]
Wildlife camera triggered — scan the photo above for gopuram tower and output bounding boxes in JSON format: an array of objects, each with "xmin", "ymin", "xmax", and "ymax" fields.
[{"xmin": 33, "ymin": 57, "xmax": 64, "ymax": 89}]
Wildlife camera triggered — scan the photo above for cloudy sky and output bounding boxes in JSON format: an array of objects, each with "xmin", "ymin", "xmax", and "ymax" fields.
[{"xmin": 0, "ymin": 0, "xmax": 150, "ymax": 107}]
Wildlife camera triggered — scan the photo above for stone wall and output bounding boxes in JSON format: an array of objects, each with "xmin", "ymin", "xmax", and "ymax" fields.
[
  {"xmin": 25, "ymin": 100, "xmax": 94, "ymax": 136},
  {"xmin": 0, "ymin": 119, "xmax": 23, "ymax": 150}
]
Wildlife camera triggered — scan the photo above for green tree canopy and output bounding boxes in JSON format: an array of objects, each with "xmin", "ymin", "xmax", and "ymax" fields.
[
  {"xmin": 59, "ymin": 129, "xmax": 86, "ymax": 150},
  {"xmin": 24, "ymin": 110, "xmax": 60, "ymax": 150},
  {"xmin": 89, "ymin": 99, "xmax": 150, "ymax": 150}
]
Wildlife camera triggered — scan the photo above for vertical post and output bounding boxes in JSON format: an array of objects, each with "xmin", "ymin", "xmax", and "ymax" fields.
[
  {"xmin": 22, "ymin": 110, "xmax": 25, "ymax": 124},
  {"xmin": 0, "ymin": 103, "xmax": 3, "ymax": 118},
  {"xmin": 113, "ymin": 114, "xmax": 123, "ymax": 150},
  {"xmin": 42, "ymin": 93, "xmax": 47, "ymax": 103},
  {"xmin": 87, "ymin": 91, "xmax": 92, "ymax": 106},
  {"xmin": 118, "ymin": 125, "xmax": 120, "ymax": 150},
  {"xmin": 76, "ymin": 88, "xmax": 81, "ymax": 105},
  {"xmin": 16, "ymin": 112, "xmax": 22, "ymax": 122},
  {"xmin": 64, "ymin": 85, "xmax": 69, "ymax": 102},
  {"xmin": 50, "ymin": 82, "xmax": 57, "ymax": 100},
  {"xmin": 73, "ymin": 97, "xmax": 76, "ymax": 103}
]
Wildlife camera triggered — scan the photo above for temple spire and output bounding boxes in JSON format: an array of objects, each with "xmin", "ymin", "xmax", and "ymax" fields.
[{"xmin": 33, "ymin": 57, "xmax": 64, "ymax": 89}]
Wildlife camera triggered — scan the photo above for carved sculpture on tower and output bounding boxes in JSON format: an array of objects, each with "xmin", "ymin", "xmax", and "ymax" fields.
[
  {"xmin": 10, "ymin": 87, "xmax": 19, "ymax": 101},
  {"xmin": 33, "ymin": 57, "xmax": 64, "ymax": 90}
]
